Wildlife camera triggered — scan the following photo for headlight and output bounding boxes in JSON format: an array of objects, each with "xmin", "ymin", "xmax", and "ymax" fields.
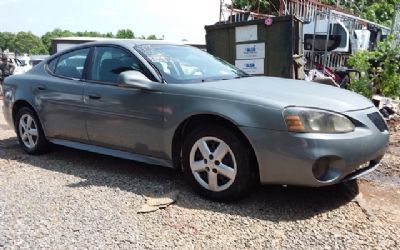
[{"xmin": 283, "ymin": 107, "xmax": 355, "ymax": 133}]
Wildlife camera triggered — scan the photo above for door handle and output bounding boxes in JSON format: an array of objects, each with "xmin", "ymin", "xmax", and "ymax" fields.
[
  {"xmin": 37, "ymin": 85, "xmax": 46, "ymax": 90},
  {"xmin": 88, "ymin": 93, "xmax": 101, "ymax": 100}
]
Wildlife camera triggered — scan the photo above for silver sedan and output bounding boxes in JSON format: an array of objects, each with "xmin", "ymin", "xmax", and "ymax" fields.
[{"xmin": 2, "ymin": 40, "xmax": 389, "ymax": 200}]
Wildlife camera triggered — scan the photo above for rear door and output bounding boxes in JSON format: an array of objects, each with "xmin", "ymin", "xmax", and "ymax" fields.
[
  {"xmin": 83, "ymin": 46, "xmax": 166, "ymax": 158},
  {"xmin": 35, "ymin": 48, "xmax": 90, "ymax": 142}
]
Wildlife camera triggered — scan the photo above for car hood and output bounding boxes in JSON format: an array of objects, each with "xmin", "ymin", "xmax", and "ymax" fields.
[{"xmin": 200, "ymin": 76, "xmax": 374, "ymax": 112}]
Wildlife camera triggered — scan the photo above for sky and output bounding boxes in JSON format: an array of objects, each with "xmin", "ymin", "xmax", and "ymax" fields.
[{"xmin": 0, "ymin": 0, "xmax": 224, "ymax": 44}]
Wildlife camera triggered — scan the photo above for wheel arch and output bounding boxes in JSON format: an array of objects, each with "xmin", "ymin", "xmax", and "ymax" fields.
[
  {"xmin": 171, "ymin": 113, "xmax": 260, "ymax": 181},
  {"xmin": 12, "ymin": 100, "xmax": 46, "ymax": 135}
]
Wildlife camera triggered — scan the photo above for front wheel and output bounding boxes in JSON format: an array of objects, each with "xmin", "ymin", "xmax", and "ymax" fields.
[{"xmin": 182, "ymin": 125, "xmax": 257, "ymax": 201}]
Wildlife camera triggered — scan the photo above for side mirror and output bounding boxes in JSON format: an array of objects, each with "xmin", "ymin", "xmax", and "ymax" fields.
[{"xmin": 117, "ymin": 70, "xmax": 156, "ymax": 91}]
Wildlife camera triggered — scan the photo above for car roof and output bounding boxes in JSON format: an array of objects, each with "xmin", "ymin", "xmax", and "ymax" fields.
[
  {"xmin": 76, "ymin": 39, "xmax": 184, "ymax": 48},
  {"xmin": 50, "ymin": 39, "xmax": 185, "ymax": 59}
]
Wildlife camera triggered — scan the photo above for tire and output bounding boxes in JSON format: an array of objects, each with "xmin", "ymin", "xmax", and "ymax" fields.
[
  {"xmin": 15, "ymin": 107, "xmax": 49, "ymax": 154},
  {"xmin": 182, "ymin": 125, "xmax": 257, "ymax": 201}
]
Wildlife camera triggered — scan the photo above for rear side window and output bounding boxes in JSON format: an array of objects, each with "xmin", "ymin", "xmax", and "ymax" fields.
[{"xmin": 52, "ymin": 48, "xmax": 90, "ymax": 79}]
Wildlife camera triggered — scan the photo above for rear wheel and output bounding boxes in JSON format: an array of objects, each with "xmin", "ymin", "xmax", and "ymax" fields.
[
  {"xmin": 182, "ymin": 125, "xmax": 256, "ymax": 201},
  {"xmin": 15, "ymin": 107, "xmax": 49, "ymax": 154}
]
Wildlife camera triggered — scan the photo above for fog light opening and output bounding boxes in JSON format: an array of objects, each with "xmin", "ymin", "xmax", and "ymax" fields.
[
  {"xmin": 313, "ymin": 156, "xmax": 343, "ymax": 182},
  {"xmin": 312, "ymin": 157, "xmax": 330, "ymax": 181}
]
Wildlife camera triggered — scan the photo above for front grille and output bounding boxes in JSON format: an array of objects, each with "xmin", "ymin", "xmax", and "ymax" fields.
[{"xmin": 367, "ymin": 112, "xmax": 388, "ymax": 132}]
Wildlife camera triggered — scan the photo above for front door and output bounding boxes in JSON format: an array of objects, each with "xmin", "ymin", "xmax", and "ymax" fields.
[{"xmin": 83, "ymin": 46, "xmax": 166, "ymax": 158}]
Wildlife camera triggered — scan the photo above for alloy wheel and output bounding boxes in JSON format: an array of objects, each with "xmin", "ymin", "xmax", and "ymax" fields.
[
  {"xmin": 189, "ymin": 136, "xmax": 237, "ymax": 192},
  {"xmin": 18, "ymin": 114, "xmax": 39, "ymax": 149}
]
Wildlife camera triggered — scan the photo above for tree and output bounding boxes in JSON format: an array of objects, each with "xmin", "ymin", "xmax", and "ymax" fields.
[
  {"xmin": 13, "ymin": 32, "xmax": 47, "ymax": 54},
  {"xmin": 116, "ymin": 29, "xmax": 135, "ymax": 39},
  {"xmin": 105, "ymin": 32, "xmax": 114, "ymax": 38},
  {"xmin": 41, "ymin": 28, "xmax": 75, "ymax": 54},
  {"xmin": 146, "ymin": 34, "xmax": 159, "ymax": 40},
  {"xmin": 322, "ymin": 0, "xmax": 400, "ymax": 26},
  {"xmin": 75, "ymin": 31, "xmax": 105, "ymax": 37},
  {"xmin": 348, "ymin": 36, "xmax": 400, "ymax": 98},
  {"xmin": 1, "ymin": 28, "xmax": 162, "ymax": 55},
  {"xmin": 359, "ymin": 0, "xmax": 398, "ymax": 26},
  {"xmin": 228, "ymin": 0, "xmax": 278, "ymax": 15},
  {"xmin": 0, "ymin": 32, "xmax": 16, "ymax": 51}
]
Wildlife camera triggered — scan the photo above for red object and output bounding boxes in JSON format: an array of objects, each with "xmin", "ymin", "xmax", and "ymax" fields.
[{"xmin": 315, "ymin": 63, "xmax": 342, "ymax": 83}]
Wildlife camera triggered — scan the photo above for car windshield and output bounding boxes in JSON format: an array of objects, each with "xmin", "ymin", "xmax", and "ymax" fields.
[{"xmin": 135, "ymin": 44, "xmax": 248, "ymax": 84}]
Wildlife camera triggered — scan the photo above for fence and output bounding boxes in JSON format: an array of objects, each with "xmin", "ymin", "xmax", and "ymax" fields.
[
  {"xmin": 219, "ymin": 7, "xmax": 272, "ymax": 24},
  {"xmin": 304, "ymin": 51, "xmax": 349, "ymax": 70}
]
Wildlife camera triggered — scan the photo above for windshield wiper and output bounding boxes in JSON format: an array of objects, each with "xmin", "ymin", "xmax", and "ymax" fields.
[
  {"xmin": 237, "ymin": 74, "xmax": 252, "ymax": 78},
  {"xmin": 201, "ymin": 77, "xmax": 236, "ymax": 82}
]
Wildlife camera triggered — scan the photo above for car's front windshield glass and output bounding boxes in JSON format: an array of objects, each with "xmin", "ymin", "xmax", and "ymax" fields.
[{"xmin": 135, "ymin": 44, "xmax": 248, "ymax": 84}]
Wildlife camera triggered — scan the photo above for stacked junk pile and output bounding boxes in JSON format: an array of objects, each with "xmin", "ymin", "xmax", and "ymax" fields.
[{"xmin": 207, "ymin": 0, "xmax": 400, "ymax": 121}]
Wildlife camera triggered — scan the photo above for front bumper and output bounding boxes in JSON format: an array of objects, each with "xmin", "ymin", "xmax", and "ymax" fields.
[
  {"xmin": 241, "ymin": 107, "xmax": 389, "ymax": 186},
  {"xmin": 341, "ymin": 157, "xmax": 382, "ymax": 182}
]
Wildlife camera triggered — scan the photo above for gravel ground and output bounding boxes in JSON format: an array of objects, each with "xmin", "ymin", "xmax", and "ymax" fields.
[{"xmin": 0, "ymin": 109, "xmax": 399, "ymax": 249}]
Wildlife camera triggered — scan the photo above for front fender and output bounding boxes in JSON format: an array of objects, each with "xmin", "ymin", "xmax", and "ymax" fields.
[{"xmin": 161, "ymin": 91, "xmax": 286, "ymax": 160}]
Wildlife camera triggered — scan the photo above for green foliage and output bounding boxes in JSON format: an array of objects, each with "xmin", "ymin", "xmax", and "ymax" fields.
[
  {"xmin": 105, "ymin": 32, "xmax": 114, "ymax": 38},
  {"xmin": 0, "ymin": 28, "xmax": 161, "ymax": 55},
  {"xmin": 41, "ymin": 28, "xmax": 75, "ymax": 54},
  {"xmin": 359, "ymin": 0, "xmax": 398, "ymax": 26},
  {"xmin": 347, "ymin": 51, "xmax": 373, "ymax": 97},
  {"xmin": 116, "ymin": 29, "xmax": 135, "ymax": 39},
  {"xmin": 13, "ymin": 32, "xmax": 47, "ymax": 54},
  {"xmin": 324, "ymin": 0, "xmax": 400, "ymax": 26},
  {"xmin": 320, "ymin": 0, "xmax": 337, "ymax": 5},
  {"xmin": 348, "ymin": 37, "xmax": 400, "ymax": 98},
  {"xmin": 0, "ymin": 32, "xmax": 16, "ymax": 52},
  {"xmin": 229, "ymin": 0, "xmax": 274, "ymax": 14},
  {"xmin": 373, "ymin": 38, "xmax": 400, "ymax": 98},
  {"xmin": 75, "ymin": 31, "xmax": 107, "ymax": 37},
  {"xmin": 146, "ymin": 34, "xmax": 159, "ymax": 40}
]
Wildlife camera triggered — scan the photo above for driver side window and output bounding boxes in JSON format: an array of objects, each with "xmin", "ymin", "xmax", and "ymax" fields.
[{"xmin": 89, "ymin": 46, "xmax": 145, "ymax": 84}]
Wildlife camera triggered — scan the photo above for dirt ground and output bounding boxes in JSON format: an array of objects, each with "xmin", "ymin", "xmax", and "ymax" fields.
[{"xmin": 358, "ymin": 117, "xmax": 400, "ymax": 224}]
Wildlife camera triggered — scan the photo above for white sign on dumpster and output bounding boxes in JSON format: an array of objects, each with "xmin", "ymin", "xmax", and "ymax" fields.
[
  {"xmin": 236, "ymin": 43, "xmax": 265, "ymax": 59},
  {"xmin": 235, "ymin": 59, "xmax": 264, "ymax": 75},
  {"xmin": 235, "ymin": 25, "xmax": 258, "ymax": 42}
]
